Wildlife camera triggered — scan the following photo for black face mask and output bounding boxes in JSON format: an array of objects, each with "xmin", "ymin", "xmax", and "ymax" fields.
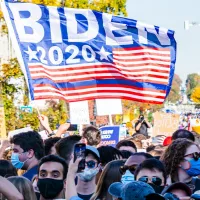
[
  {"xmin": 148, "ymin": 183, "xmax": 165, "ymax": 194},
  {"xmin": 37, "ymin": 178, "xmax": 64, "ymax": 199}
]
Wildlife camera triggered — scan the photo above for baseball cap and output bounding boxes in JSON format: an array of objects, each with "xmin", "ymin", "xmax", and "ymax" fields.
[
  {"xmin": 163, "ymin": 136, "xmax": 172, "ymax": 146},
  {"xmin": 108, "ymin": 181, "xmax": 155, "ymax": 200},
  {"xmin": 161, "ymin": 182, "xmax": 192, "ymax": 196},
  {"xmin": 86, "ymin": 145, "xmax": 100, "ymax": 160}
]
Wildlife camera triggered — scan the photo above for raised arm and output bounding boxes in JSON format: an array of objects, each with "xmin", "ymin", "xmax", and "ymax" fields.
[
  {"xmin": 0, "ymin": 176, "xmax": 24, "ymax": 200},
  {"xmin": 65, "ymin": 157, "xmax": 82, "ymax": 200}
]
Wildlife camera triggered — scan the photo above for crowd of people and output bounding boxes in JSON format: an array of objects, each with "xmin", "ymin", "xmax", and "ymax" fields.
[
  {"xmin": 179, "ymin": 113, "xmax": 200, "ymax": 131},
  {"xmin": 0, "ymin": 114, "xmax": 200, "ymax": 200}
]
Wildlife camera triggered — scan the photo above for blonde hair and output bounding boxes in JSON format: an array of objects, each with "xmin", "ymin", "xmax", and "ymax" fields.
[{"xmin": 7, "ymin": 176, "xmax": 37, "ymax": 200}]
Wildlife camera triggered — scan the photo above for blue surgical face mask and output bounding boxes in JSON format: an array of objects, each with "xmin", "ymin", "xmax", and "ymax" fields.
[
  {"xmin": 11, "ymin": 152, "xmax": 27, "ymax": 169},
  {"xmin": 121, "ymin": 170, "xmax": 134, "ymax": 184},
  {"xmin": 185, "ymin": 158, "xmax": 200, "ymax": 176}
]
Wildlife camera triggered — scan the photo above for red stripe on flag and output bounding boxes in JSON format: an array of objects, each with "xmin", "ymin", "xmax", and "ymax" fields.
[
  {"xmin": 29, "ymin": 64, "xmax": 170, "ymax": 72},
  {"xmin": 33, "ymin": 83, "xmax": 166, "ymax": 94},
  {"xmin": 113, "ymin": 52, "xmax": 170, "ymax": 57},
  {"xmin": 34, "ymin": 88, "xmax": 165, "ymax": 99},
  {"xmin": 31, "ymin": 75, "xmax": 168, "ymax": 85},
  {"xmin": 30, "ymin": 66, "xmax": 170, "ymax": 74},
  {"xmin": 34, "ymin": 94, "xmax": 164, "ymax": 104},
  {"xmin": 113, "ymin": 46, "xmax": 170, "ymax": 52},
  {"xmin": 30, "ymin": 69, "xmax": 169, "ymax": 78}
]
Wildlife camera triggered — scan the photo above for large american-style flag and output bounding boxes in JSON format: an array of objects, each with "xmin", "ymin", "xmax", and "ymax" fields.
[{"xmin": 2, "ymin": 1, "xmax": 176, "ymax": 104}]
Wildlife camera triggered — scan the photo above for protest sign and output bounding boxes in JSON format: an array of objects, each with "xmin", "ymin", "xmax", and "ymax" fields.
[
  {"xmin": 69, "ymin": 101, "xmax": 90, "ymax": 125},
  {"xmin": 8, "ymin": 127, "xmax": 33, "ymax": 139},
  {"xmin": 100, "ymin": 125, "xmax": 126, "ymax": 147},
  {"xmin": 152, "ymin": 112, "xmax": 180, "ymax": 137},
  {"xmin": 100, "ymin": 126, "xmax": 120, "ymax": 147},
  {"xmin": 96, "ymin": 99, "xmax": 122, "ymax": 116},
  {"xmin": 119, "ymin": 126, "xmax": 127, "ymax": 140},
  {"xmin": 38, "ymin": 130, "xmax": 48, "ymax": 140},
  {"xmin": 0, "ymin": 107, "xmax": 6, "ymax": 138},
  {"xmin": 2, "ymin": 0, "xmax": 176, "ymax": 104}
]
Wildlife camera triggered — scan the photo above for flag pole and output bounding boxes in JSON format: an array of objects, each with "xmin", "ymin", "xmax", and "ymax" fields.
[{"xmin": 33, "ymin": 101, "xmax": 41, "ymax": 117}]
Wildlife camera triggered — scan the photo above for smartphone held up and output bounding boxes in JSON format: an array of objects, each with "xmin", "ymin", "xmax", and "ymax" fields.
[{"xmin": 74, "ymin": 143, "xmax": 86, "ymax": 173}]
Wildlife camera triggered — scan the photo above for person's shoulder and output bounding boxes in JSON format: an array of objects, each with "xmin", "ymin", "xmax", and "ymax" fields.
[{"xmin": 23, "ymin": 165, "xmax": 38, "ymax": 180}]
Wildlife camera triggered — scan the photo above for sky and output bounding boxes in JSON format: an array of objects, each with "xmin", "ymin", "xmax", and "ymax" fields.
[{"xmin": 126, "ymin": 0, "xmax": 200, "ymax": 83}]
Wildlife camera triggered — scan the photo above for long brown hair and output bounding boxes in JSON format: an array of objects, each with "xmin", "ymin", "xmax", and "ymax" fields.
[
  {"xmin": 160, "ymin": 138, "xmax": 195, "ymax": 182},
  {"xmin": 7, "ymin": 176, "xmax": 37, "ymax": 200},
  {"xmin": 91, "ymin": 160, "xmax": 125, "ymax": 200}
]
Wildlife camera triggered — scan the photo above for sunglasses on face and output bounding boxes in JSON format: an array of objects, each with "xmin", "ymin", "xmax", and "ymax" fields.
[
  {"xmin": 138, "ymin": 176, "xmax": 162, "ymax": 186},
  {"xmin": 119, "ymin": 165, "xmax": 137, "ymax": 175},
  {"xmin": 86, "ymin": 160, "xmax": 97, "ymax": 169},
  {"xmin": 184, "ymin": 152, "xmax": 200, "ymax": 161}
]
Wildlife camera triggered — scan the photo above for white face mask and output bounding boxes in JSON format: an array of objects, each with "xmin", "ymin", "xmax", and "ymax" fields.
[
  {"xmin": 121, "ymin": 170, "xmax": 134, "ymax": 184},
  {"xmin": 78, "ymin": 168, "xmax": 99, "ymax": 182}
]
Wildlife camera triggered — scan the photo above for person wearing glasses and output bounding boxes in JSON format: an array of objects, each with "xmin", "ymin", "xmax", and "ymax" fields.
[
  {"xmin": 119, "ymin": 152, "xmax": 153, "ymax": 184},
  {"xmin": 76, "ymin": 146, "xmax": 100, "ymax": 200},
  {"xmin": 134, "ymin": 158, "xmax": 167, "ymax": 194},
  {"xmin": 161, "ymin": 138, "xmax": 200, "ymax": 193}
]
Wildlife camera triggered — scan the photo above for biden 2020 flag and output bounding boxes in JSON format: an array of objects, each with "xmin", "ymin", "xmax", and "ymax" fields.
[{"xmin": 1, "ymin": 1, "xmax": 177, "ymax": 104}]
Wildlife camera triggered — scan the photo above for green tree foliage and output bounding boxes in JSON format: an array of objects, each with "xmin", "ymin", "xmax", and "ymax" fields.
[
  {"xmin": 0, "ymin": 58, "xmax": 68, "ymax": 132},
  {"xmin": 0, "ymin": 59, "xmax": 23, "ymax": 132},
  {"xmin": 27, "ymin": 0, "xmax": 127, "ymax": 16},
  {"xmin": 0, "ymin": 59, "xmax": 39, "ymax": 131},
  {"xmin": 16, "ymin": 110, "xmax": 39, "ymax": 130},
  {"xmin": 167, "ymin": 74, "xmax": 182, "ymax": 103},
  {"xmin": 42, "ymin": 100, "xmax": 68, "ymax": 130},
  {"xmin": 186, "ymin": 73, "xmax": 200, "ymax": 100}
]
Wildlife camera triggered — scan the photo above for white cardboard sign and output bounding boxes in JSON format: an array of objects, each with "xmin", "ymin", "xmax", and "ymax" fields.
[
  {"xmin": 69, "ymin": 101, "xmax": 90, "ymax": 124},
  {"xmin": 8, "ymin": 127, "xmax": 33, "ymax": 139},
  {"xmin": 96, "ymin": 99, "xmax": 122, "ymax": 116}
]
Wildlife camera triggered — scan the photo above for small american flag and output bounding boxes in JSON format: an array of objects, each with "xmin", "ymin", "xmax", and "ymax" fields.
[{"xmin": 2, "ymin": 1, "xmax": 176, "ymax": 104}]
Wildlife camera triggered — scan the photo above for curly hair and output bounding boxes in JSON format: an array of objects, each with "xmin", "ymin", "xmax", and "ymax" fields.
[
  {"xmin": 160, "ymin": 138, "xmax": 195, "ymax": 182},
  {"xmin": 82, "ymin": 125, "xmax": 101, "ymax": 146}
]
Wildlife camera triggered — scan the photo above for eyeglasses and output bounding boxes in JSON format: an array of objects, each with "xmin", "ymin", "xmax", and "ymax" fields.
[
  {"xmin": 119, "ymin": 165, "xmax": 137, "ymax": 175},
  {"xmin": 184, "ymin": 152, "xmax": 200, "ymax": 161},
  {"xmin": 86, "ymin": 160, "xmax": 97, "ymax": 169},
  {"xmin": 138, "ymin": 176, "xmax": 162, "ymax": 186}
]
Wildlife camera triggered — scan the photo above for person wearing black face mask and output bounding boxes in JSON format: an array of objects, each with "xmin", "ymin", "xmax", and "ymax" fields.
[
  {"xmin": 134, "ymin": 158, "xmax": 167, "ymax": 194},
  {"xmin": 36, "ymin": 155, "xmax": 67, "ymax": 200}
]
